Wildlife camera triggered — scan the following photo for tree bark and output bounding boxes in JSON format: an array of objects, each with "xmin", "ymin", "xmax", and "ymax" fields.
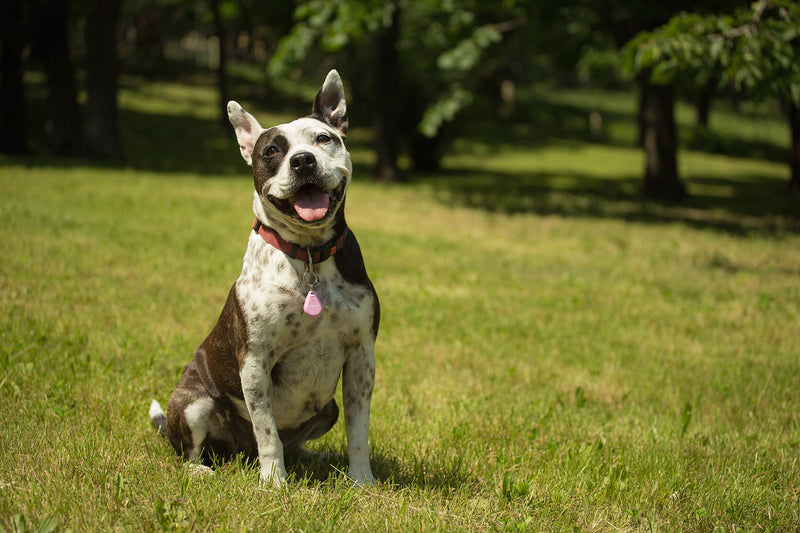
[
  {"xmin": 695, "ymin": 88, "xmax": 711, "ymax": 128},
  {"xmin": 637, "ymin": 74, "xmax": 648, "ymax": 147},
  {"xmin": 83, "ymin": 0, "xmax": 124, "ymax": 160},
  {"xmin": 641, "ymin": 74, "xmax": 686, "ymax": 201},
  {"xmin": 694, "ymin": 75, "xmax": 716, "ymax": 129},
  {"xmin": 211, "ymin": 0, "xmax": 230, "ymax": 129},
  {"xmin": 373, "ymin": 6, "xmax": 400, "ymax": 181},
  {"xmin": 35, "ymin": 0, "xmax": 82, "ymax": 155},
  {"xmin": 0, "ymin": 0, "xmax": 28, "ymax": 154},
  {"xmin": 790, "ymin": 103, "xmax": 800, "ymax": 198},
  {"xmin": 410, "ymin": 132, "xmax": 442, "ymax": 172}
]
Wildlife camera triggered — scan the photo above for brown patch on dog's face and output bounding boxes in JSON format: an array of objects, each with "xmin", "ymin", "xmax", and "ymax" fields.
[{"xmin": 252, "ymin": 128, "xmax": 290, "ymax": 194}]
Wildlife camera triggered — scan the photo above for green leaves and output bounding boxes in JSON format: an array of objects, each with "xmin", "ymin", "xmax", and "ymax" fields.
[
  {"xmin": 418, "ymin": 85, "xmax": 473, "ymax": 138},
  {"xmin": 271, "ymin": 1, "xmax": 520, "ymax": 139},
  {"xmin": 270, "ymin": 0, "xmax": 397, "ymax": 76},
  {"xmin": 437, "ymin": 25, "xmax": 502, "ymax": 71},
  {"xmin": 623, "ymin": 0, "xmax": 800, "ymax": 105}
]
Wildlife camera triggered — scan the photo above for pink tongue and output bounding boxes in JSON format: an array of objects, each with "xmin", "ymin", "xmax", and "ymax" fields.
[{"xmin": 293, "ymin": 187, "xmax": 330, "ymax": 222}]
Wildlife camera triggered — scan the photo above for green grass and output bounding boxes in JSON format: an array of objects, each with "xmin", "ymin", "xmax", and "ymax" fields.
[{"xmin": 1, "ymin": 76, "xmax": 799, "ymax": 532}]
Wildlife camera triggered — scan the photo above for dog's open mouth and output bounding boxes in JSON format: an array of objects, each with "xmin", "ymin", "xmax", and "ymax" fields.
[{"xmin": 268, "ymin": 180, "xmax": 345, "ymax": 223}]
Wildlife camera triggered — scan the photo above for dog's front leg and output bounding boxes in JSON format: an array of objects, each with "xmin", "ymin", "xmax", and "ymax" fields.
[
  {"xmin": 342, "ymin": 342, "xmax": 376, "ymax": 485},
  {"xmin": 240, "ymin": 354, "xmax": 286, "ymax": 486}
]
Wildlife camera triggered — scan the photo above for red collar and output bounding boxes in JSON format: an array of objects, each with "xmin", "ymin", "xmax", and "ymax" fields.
[{"xmin": 252, "ymin": 218, "xmax": 348, "ymax": 264}]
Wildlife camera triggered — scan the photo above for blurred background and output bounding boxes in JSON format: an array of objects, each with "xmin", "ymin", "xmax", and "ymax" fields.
[{"xmin": 1, "ymin": 0, "xmax": 798, "ymax": 205}]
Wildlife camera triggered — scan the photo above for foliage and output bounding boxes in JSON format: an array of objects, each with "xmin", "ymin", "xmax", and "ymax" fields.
[
  {"xmin": 417, "ymin": 85, "xmax": 474, "ymax": 138},
  {"xmin": 119, "ymin": 0, "xmax": 295, "ymax": 74},
  {"xmin": 119, "ymin": 0, "xmax": 211, "ymax": 69},
  {"xmin": 269, "ymin": 0, "xmax": 522, "ymax": 138},
  {"xmin": 623, "ymin": 0, "xmax": 800, "ymax": 105},
  {"xmin": 576, "ymin": 45, "xmax": 625, "ymax": 87},
  {"xmin": 271, "ymin": 0, "xmax": 395, "ymax": 62}
]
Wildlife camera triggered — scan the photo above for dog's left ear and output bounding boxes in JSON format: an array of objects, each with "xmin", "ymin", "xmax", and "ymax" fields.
[{"xmin": 312, "ymin": 70, "xmax": 348, "ymax": 138}]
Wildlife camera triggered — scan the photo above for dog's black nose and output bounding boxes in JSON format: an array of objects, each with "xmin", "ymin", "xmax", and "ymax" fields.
[{"xmin": 290, "ymin": 152, "xmax": 317, "ymax": 175}]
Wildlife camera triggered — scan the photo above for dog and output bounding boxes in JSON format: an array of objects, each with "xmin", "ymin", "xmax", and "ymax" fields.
[{"xmin": 150, "ymin": 70, "xmax": 379, "ymax": 486}]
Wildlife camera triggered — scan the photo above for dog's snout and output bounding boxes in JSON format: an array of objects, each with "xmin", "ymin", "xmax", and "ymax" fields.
[{"xmin": 290, "ymin": 152, "xmax": 317, "ymax": 175}]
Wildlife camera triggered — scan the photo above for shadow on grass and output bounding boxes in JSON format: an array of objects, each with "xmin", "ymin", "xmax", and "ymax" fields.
[
  {"xmin": 2, "ymin": 70, "xmax": 321, "ymax": 177},
  {"xmin": 121, "ymin": 109, "xmax": 244, "ymax": 176},
  {"xmin": 681, "ymin": 126, "xmax": 788, "ymax": 165},
  {"xmin": 1, "ymin": 107, "xmax": 378, "ymax": 177},
  {"xmin": 286, "ymin": 449, "xmax": 475, "ymax": 491},
  {"xmin": 419, "ymin": 166, "xmax": 800, "ymax": 236},
  {"xmin": 0, "ymin": 110, "xmax": 244, "ymax": 177},
  {"xmin": 465, "ymin": 92, "xmax": 789, "ymax": 165},
  {"xmin": 516, "ymin": 92, "xmax": 788, "ymax": 164}
]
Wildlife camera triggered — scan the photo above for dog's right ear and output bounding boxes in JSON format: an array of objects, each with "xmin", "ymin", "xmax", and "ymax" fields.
[{"xmin": 227, "ymin": 101, "xmax": 264, "ymax": 166}]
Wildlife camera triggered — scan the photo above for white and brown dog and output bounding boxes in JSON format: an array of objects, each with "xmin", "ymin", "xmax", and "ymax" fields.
[{"xmin": 150, "ymin": 70, "xmax": 379, "ymax": 486}]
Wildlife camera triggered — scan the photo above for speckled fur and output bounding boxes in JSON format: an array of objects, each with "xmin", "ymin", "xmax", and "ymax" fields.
[{"xmin": 150, "ymin": 70, "xmax": 379, "ymax": 487}]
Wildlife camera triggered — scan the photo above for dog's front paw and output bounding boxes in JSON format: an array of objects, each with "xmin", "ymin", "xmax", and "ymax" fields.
[
  {"xmin": 188, "ymin": 463, "xmax": 214, "ymax": 477},
  {"xmin": 259, "ymin": 462, "xmax": 288, "ymax": 488},
  {"xmin": 348, "ymin": 463, "xmax": 375, "ymax": 487}
]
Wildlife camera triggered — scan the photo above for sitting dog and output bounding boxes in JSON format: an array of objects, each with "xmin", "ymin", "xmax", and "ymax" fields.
[{"xmin": 150, "ymin": 70, "xmax": 379, "ymax": 486}]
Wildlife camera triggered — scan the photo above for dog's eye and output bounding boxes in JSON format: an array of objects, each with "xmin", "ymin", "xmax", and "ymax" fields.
[
  {"xmin": 316, "ymin": 134, "xmax": 331, "ymax": 144},
  {"xmin": 264, "ymin": 146, "xmax": 280, "ymax": 158}
]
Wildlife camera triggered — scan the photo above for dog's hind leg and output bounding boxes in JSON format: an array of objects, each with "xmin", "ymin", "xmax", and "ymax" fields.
[
  {"xmin": 163, "ymin": 361, "xmax": 242, "ymax": 468},
  {"xmin": 181, "ymin": 396, "xmax": 217, "ymax": 460},
  {"xmin": 168, "ymin": 395, "xmax": 216, "ymax": 476},
  {"xmin": 279, "ymin": 399, "xmax": 339, "ymax": 456},
  {"xmin": 151, "ymin": 392, "xmax": 213, "ymax": 474}
]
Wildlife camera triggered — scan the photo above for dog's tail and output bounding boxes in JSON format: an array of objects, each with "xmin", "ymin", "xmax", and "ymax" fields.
[{"xmin": 149, "ymin": 400, "xmax": 167, "ymax": 438}]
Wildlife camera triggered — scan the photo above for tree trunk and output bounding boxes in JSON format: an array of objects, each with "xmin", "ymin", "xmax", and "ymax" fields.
[
  {"xmin": 410, "ymin": 132, "xmax": 442, "ymax": 172},
  {"xmin": 373, "ymin": 6, "xmax": 400, "ymax": 181},
  {"xmin": 35, "ymin": 0, "xmax": 82, "ymax": 155},
  {"xmin": 83, "ymin": 0, "xmax": 124, "ymax": 160},
  {"xmin": 694, "ymin": 76, "xmax": 715, "ymax": 128},
  {"xmin": 637, "ymin": 74, "xmax": 648, "ymax": 147},
  {"xmin": 1, "ymin": 0, "xmax": 28, "ymax": 154},
  {"xmin": 210, "ymin": 0, "xmax": 230, "ymax": 129},
  {"xmin": 790, "ymin": 103, "xmax": 800, "ymax": 198},
  {"xmin": 641, "ymin": 74, "xmax": 686, "ymax": 202},
  {"xmin": 696, "ymin": 89, "xmax": 711, "ymax": 128}
]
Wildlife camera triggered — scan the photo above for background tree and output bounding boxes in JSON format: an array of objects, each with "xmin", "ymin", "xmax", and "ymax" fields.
[
  {"xmin": 2, "ymin": 0, "xmax": 125, "ymax": 159},
  {"xmin": 0, "ymin": 0, "xmax": 29, "ymax": 154},
  {"xmin": 639, "ymin": 70, "xmax": 684, "ymax": 200},
  {"xmin": 571, "ymin": 0, "xmax": 743, "ymax": 201},
  {"xmin": 119, "ymin": 0, "xmax": 202, "ymax": 73},
  {"xmin": 33, "ymin": 0, "xmax": 83, "ymax": 156},
  {"xmin": 210, "ymin": 0, "xmax": 231, "ymax": 129},
  {"xmin": 269, "ymin": 0, "xmax": 524, "ymax": 180},
  {"xmin": 624, "ymin": 0, "xmax": 800, "ymax": 197},
  {"xmin": 373, "ymin": 4, "xmax": 400, "ymax": 181},
  {"xmin": 83, "ymin": 0, "xmax": 124, "ymax": 160}
]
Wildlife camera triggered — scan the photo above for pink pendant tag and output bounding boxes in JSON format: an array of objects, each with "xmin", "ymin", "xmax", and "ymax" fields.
[{"xmin": 303, "ymin": 290, "xmax": 323, "ymax": 317}]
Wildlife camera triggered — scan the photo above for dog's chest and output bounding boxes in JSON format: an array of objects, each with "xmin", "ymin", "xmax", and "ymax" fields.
[{"xmin": 234, "ymin": 234, "xmax": 373, "ymax": 427}]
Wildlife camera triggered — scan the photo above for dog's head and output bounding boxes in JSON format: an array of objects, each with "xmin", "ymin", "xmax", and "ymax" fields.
[{"xmin": 228, "ymin": 70, "xmax": 351, "ymax": 243}]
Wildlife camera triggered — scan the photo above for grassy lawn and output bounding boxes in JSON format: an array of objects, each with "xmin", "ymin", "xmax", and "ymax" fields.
[{"xmin": 1, "ymin": 76, "xmax": 799, "ymax": 532}]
